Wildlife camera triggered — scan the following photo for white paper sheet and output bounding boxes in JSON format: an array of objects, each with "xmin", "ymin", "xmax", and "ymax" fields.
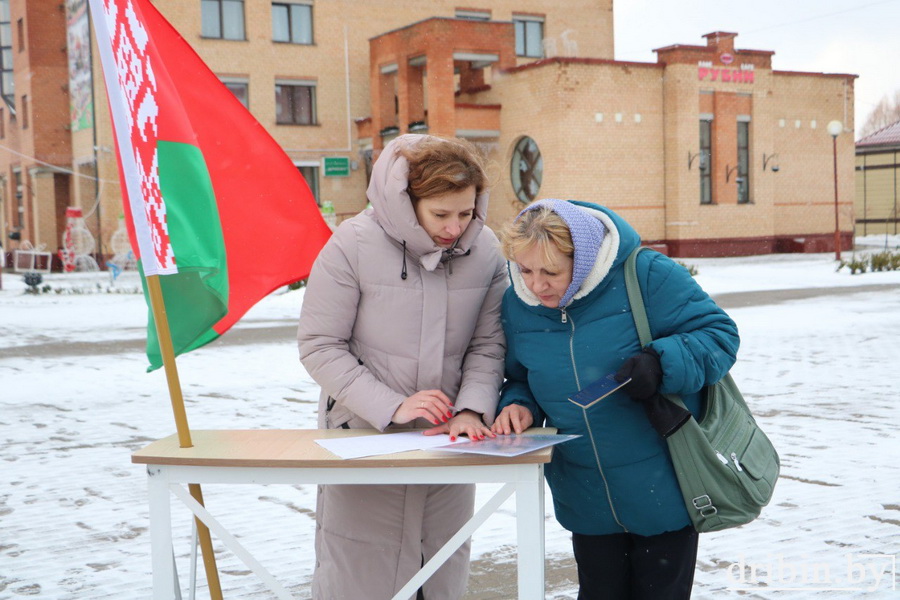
[
  {"xmin": 432, "ymin": 434, "xmax": 580, "ymax": 457},
  {"xmin": 315, "ymin": 431, "xmax": 468, "ymax": 459}
]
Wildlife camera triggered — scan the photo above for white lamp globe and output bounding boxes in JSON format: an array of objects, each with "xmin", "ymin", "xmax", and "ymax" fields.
[{"xmin": 827, "ymin": 120, "xmax": 843, "ymax": 137}]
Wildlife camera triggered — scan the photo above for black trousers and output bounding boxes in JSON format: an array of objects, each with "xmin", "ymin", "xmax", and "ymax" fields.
[{"xmin": 572, "ymin": 526, "xmax": 699, "ymax": 600}]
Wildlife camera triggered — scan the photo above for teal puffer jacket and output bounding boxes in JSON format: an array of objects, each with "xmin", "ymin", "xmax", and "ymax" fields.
[{"xmin": 499, "ymin": 202, "xmax": 739, "ymax": 536}]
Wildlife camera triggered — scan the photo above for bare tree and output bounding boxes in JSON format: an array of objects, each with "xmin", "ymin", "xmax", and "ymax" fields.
[{"xmin": 859, "ymin": 90, "xmax": 900, "ymax": 139}]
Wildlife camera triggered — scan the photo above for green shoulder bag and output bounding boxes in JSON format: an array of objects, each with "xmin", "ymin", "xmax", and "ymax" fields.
[{"xmin": 624, "ymin": 247, "xmax": 780, "ymax": 532}]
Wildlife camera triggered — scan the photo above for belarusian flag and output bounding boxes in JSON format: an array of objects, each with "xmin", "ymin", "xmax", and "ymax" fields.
[{"xmin": 89, "ymin": 0, "xmax": 332, "ymax": 370}]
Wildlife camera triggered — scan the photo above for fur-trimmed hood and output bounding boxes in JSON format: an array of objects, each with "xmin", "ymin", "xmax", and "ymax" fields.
[
  {"xmin": 508, "ymin": 201, "xmax": 640, "ymax": 309},
  {"xmin": 366, "ymin": 134, "xmax": 489, "ymax": 272}
]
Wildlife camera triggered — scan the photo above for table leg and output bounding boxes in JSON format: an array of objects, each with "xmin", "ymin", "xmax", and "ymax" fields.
[
  {"xmin": 148, "ymin": 466, "xmax": 177, "ymax": 599},
  {"xmin": 391, "ymin": 483, "xmax": 516, "ymax": 600},
  {"xmin": 516, "ymin": 465, "xmax": 545, "ymax": 600}
]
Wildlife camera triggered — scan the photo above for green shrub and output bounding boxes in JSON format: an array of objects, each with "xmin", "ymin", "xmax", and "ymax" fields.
[
  {"xmin": 676, "ymin": 261, "xmax": 698, "ymax": 277},
  {"xmin": 838, "ymin": 250, "xmax": 900, "ymax": 274},
  {"xmin": 870, "ymin": 251, "xmax": 892, "ymax": 272},
  {"xmin": 838, "ymin": 256, "xmax": 868, "ymax": 275},
  {"xmin": 891, "ymin": 253, "xmax": 900, "ymax": 271}
]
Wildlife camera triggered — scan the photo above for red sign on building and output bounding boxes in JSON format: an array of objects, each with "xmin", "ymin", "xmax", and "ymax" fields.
[{"xmin": 698, "ymin": 67, "xmax": 754, "ymax": 83}]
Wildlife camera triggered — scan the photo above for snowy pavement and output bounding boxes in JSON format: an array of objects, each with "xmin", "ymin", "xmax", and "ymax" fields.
[{"xmin": 1, "ymin": 241, "xmax": 899, "ymax": 598}]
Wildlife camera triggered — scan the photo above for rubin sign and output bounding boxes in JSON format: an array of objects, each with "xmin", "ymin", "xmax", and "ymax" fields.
[{"xmin": 698, "ymin": 56, "xmax": 755, "ymax": 83}]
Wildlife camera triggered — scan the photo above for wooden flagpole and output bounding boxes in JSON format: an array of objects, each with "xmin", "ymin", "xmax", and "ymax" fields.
[{"xmin": 146, "ymin": 275, "xmax": 223, "ymax": 600}]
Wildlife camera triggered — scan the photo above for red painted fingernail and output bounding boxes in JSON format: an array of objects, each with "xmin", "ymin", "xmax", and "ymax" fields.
[
  {"xmin": 450, "ymin": 436, "xmax": 456, "ymax": 441},
  {"xmin": 446, "ymin": 412, "xmax": 452, "ymax": 419},
  {"xmin": 433, "ymin": 419, "xmax": 439, "ymax": 425},
  {"xmin": 442, "ymin": 416, "xmax": 448, "ymax": 422}
]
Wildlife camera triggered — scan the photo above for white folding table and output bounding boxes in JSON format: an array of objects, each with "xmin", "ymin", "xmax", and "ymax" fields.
[{"xmin": 132, "ymin": 428, "xmax": 554, "ymax": 599}]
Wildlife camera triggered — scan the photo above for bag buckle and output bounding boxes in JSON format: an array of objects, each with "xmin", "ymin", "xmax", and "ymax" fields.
[{"xmin": 693, "ymin": 495, "xmax": 718, "ymax": 518}]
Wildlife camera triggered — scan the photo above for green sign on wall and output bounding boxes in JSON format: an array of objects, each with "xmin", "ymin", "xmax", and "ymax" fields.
[{"xmin": 323, "ymin": 157, "xmax": 350, "ymax": 177}]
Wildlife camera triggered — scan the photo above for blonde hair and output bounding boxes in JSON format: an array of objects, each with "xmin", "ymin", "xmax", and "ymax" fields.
[
  {"xmin": 398, "ymin": 136, "xmax": 487, "ymax": 201},
  {"xmin": 499, "ymin": 205, "xmax": 574, "ymax": 267}
]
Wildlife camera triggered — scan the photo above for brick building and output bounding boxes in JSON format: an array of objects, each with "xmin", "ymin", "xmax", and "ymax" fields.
[
  {"xmin": 463, "ymin": 30, "xmax": 857, "ymax": 255},
  {"xmin": 1, "ymin": 0, "xmax": 858, "ymax": 265},
  {"xmin": 0, "ymin": 0, "xmax": 75, "ymax": 268},
  {"xmin": 81, "ymin": 0, "xmax": 613, "ymax": 264}
]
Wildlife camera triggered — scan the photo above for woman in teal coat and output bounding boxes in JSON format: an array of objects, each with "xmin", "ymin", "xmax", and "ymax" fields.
[{"xmin": 492, "ymin": 199, "xmax": 739, "ymax": 599}]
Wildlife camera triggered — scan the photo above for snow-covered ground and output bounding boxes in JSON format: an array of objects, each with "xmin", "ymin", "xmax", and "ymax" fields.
[{"xmin": 2, "ymin": 236, "xmax": 899, "ymax": 599}]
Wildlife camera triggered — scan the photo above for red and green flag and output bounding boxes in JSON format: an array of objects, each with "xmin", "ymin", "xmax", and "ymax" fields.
[{"xmin": 89, "ymin": 0, "xmax": 332, "ymax": 370}]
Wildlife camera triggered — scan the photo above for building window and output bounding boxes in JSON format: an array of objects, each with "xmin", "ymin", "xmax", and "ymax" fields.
[
  {"xmin": 511, "ymin": 136, "xmax": 542, "ymax": 203},
  {"xmin": 272, "ymin": 2, "xmax": 312, "ymax": 44},
  {"xmin": 0, "ymin": 0, "xmax": 13, "ymax": 110},
  {"xmin": 20, "ymin": 93, "xmax": 26, "ymax": 128},
  {"xmin": 737, "ymin": 120, "xmax": 750, "ymax": 204},
  {"xmin": 699, "ymin": 119, "xmax": 712, "ymax": 205},
  {"xmin": 15, "ymin": 16, "xmax": 21, "ymax": 51},
  {"xmin": 455, "ymin": 9, "xmax": 490, "ymax": 21},
  {"xmin": 298, "ymin": 165, "xmax": 319, "ymax": 205},
  {"xmin": 220, "ymin": 77, "xmax": 249, "ymax": 108},
  {"xmin": 513, "ymin": 16, "xmax": 544, "ymax": 58},
  {"xmin": 201, "ymin": 0, "xmax": 245, "ymax": 40},
  {"xmin": 275, "ymin": 81, "xmax": 316, "ymax": 125}
]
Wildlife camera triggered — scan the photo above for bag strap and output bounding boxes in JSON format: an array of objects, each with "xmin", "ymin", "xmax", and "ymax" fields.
[
  {"xmin": 624, "ymin": 246, "xmax": 689, "ymax": 410},
  {"xmin": 624, "ymin": 246, "xmax": 652, "ymax": 347}
]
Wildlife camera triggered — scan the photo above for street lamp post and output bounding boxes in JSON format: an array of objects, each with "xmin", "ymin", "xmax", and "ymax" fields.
[{"xmin": 827, "ymin": 120, "xmax": 843, "ymax": 261}]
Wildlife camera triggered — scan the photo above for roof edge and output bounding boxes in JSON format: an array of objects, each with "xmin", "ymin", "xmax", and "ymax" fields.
[{"xmin": 503, "ymin": 56, "xmax": 662, "ymax": 75}]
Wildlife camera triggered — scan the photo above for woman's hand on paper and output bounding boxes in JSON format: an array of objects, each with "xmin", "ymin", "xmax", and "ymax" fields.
[
  {"xmin": 490, "ymin": 404, "xmax": 534, "ymax": 435},
  {"xmin": 423, "ymin": 409, "xmax": 495, "ymax": 441},
  {"xmin": 392, "ymin": 389, "xmax": 454, "ymax": 425}
]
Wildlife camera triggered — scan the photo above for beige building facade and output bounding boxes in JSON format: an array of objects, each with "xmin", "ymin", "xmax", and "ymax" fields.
[
  {"xmin": 472, "ymin": 32, "xmax": 857, "ymax": 255},
  {"xmin": 2, "ymin": 0, "xmax": 858, "ymax": 266},
  {"xmin": 855, "ymin": 120, "xmax": 900, "ymax": 236},
  {"xmin": 82, "ymin": 0, "xmax": 615, "ymax": 259}
]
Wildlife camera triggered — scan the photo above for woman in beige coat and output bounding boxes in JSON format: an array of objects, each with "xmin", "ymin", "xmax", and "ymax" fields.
[{"xmin": 297, "ymin": 134, "xmax": 507, "ymax": 599}]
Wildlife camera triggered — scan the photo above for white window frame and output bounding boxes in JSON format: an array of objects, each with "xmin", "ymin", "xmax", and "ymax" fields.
[
  {"xmin": 275, "ymin": 79, "xmax": 317, "ymax": 125},
  {"xmin": 201, "ymin": 0, "xmax": 246, "ymax": 40},
  {"xmin": 219, "ymin": 76, "xmax": 249, "ymax": 108},
  {"xmin": 513, "ymin": 14, "xmax": 544, "ymax": 58},
  {"xmin": 294, "ymin": 161, "xmax": 320, "ymax": 205},
  {"xmin": 272, "ymin": 0, "xmax": 313, "ymax": 45},
  {"xmin": 455, "ymin": 9, "xmax": 490, "ymax": 21}
]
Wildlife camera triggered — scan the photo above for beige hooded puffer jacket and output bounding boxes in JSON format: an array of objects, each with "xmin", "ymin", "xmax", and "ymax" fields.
[{"xmin": 297, "ymin": 134, "xmax": 507, "ymax": 599}]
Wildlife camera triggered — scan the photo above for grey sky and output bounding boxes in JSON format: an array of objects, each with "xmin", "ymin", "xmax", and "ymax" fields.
[{"xmin": 613, "ymin": 0, "xmax": 900, "ymax": 137}]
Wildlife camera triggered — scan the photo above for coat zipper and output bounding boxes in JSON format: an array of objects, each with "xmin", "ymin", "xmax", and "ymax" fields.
[
  {"xmin": 565, "ymin": 309, "xmax": 628, "ymax": 532},
  {"xmin": 564, "ymin": 309, "xmax": 579, "ymax": 388},
  {"xmin": 582, "ymin": 411, "xmax": 628, "ymax": 532}
]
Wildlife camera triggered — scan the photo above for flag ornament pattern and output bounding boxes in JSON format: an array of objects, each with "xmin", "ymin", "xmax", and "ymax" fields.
[
  {"xmin": 98, "ymin": 0, "xmax": 174, "ymax": 275},
  {"xmin": 90, "ymin": 0, "xmax": 332, "ymax": 370}
]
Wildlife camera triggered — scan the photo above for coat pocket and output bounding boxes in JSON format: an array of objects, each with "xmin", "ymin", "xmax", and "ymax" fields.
[
  {"xmin": 325, "ymin": 397, "xmax": 353, "ymax": 429},
  {"xmin": 735, "ymin": 428, "xmax": 780, "ymax": 503}
]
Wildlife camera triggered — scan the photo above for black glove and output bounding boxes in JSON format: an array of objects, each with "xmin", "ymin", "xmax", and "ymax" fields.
[
  {"xmin": 641, "ymin": 393, "xmax": 692, "ymax": 438},
  {"xmin": 615, "ymin": 347, "xmax": 663, "ymax": 401},
  {"xmin": 616, "ymin": 348, "xmax": 691, "ymax": 438}
]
